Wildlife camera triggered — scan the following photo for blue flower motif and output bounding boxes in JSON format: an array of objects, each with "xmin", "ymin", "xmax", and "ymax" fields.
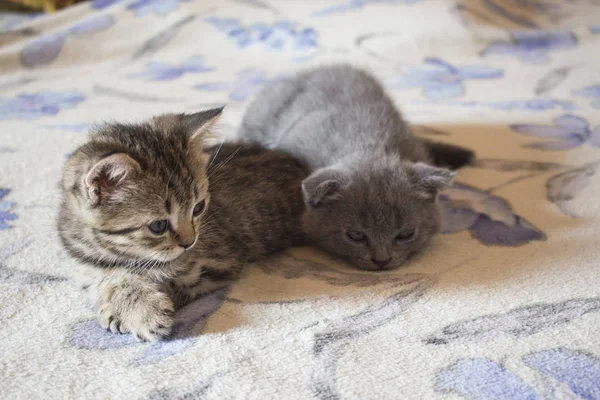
[
  {"xmin": 511, "ymin": 114, "xmax": 600, "ymax": 151},
  {"xmin": 312, "ymin": 0, "xmax": 418, "ymax": 17},
  {"xmin": 195, "ymin": 69, "xmax": 286, "ymax": 102},
  {"xmin": 0, "ymin": 91, "xmax": 85, "ymax": 120},
  {"xmin": 128, "ymin": 56, "xmax": 214, "ymax": 81},
  {"xmin": 440, "ymin": 183, "xmax": 545, "ymax": 246},
  {"xmin": 573, "ymin": 84, "xmax": 600, "ymax": 108},
  {"xmin": 436, "ymin": 358, "xmax": 539, "ymax": 400},
  {"xmin": 482, "ymin": 30, "xmax": 577, "ymax": 64},
  {"xmin": 205, "ymin": 17, "xmax": 318, "ymax": 51},
  {"xmin": 437, "ymin": 349, "xmax": 600, "ymax": 400},
  {"xmin": 524, "ymin": 348, "xmax": 600, "ymax": 400},
  {"xmin": 387, "ymin": 58, "xmax": 503, "ymax": 99},
  {"xmin": 0, "ymin": 189, "xmax": 17, "ymax": 230},
  {"xmin": 68, "ymin": 289, "xmax": 226, "ymax": 365}
]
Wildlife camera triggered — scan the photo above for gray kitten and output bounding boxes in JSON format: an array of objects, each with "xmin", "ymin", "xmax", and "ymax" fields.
[
  {"xmin": 58, "ymin": 108, "xmax": 307, "ymax": 341},
  {"xmin": 240, "ymin": 64, "xmax": 466, "ymax": 271}
]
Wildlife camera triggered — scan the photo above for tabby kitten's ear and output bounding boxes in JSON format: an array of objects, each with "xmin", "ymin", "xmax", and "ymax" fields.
[
  {"xmin": 181, "ymin": 106, "xmax": 224, "ymax": 142},
  {"xmin": 302, "ymin": 168, "xmax": 347, "ymax": 208},
  {"xmin": 409, "ymin": 162, "xmax": 455, "ymax": 200},
  {"xmin": 84, "ymin": 153, "xmax": 141, "ymax": 205}
]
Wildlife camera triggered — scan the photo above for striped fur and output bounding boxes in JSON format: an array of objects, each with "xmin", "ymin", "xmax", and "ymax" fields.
[{"xmin": 58, "ymin": 110, "xmax": 307, "ymax": 341}]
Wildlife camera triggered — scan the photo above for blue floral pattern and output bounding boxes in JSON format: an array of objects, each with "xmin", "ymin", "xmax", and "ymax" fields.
[
  {"xmin": 204, "ymin": 17, "xmax": 318, "ymax": 51},
  {"xmin": 437, "ymin": 348, "xmax": 600, "ymax": 400},
  {"xmin": 92, "ymin": 0, "xmax": 188, "ymax": 15},
  {"xmin": 1, "ymin": 0, "xmax": 600, "ymax": 398},
  {"xmin": 387, "ymin": 58, "xmax": 503, "ymax": 98},
  {"xmin": 573, "ymin": 84, "xmax": 600, "ymax": 108},
  {"xmin": 511, "ymin": 114, "xmax": 600, "ymax": 150},
  {"xmin": 128, "ymin": 56, "xmax": 214, "ymax": 81},
  {"xmin": 195, "ymin": 69, "xmax": 286, "ymax": 101},
  {"xmin": 312, "ymin": 0, "xmax": 418, "ymax": 17},
  {"xmin": 482, "ymin": 30, "xmax": 578, "ymax": 64},
  {"xmin": 0, "ymin": 189, "xmax": 17, "ymax": 230},
  {"xmin": 0, "ymin": 91, "xmax": 85, "ymax": 120},
  {"xmin": 21, "ymin": 14, "xmax": 114, "ymax": 67},
  {"xmin": 440, "ymin": 183, "xmax": 545, "ymax": 246}
]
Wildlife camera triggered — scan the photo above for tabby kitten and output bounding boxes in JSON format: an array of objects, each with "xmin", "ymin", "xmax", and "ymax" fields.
[
  {"xmin": 58, "ymin": 108, "xmax": 307, "ymax": 341},
  {"xmin": 240, "ymin": 64, "xmax": 471, "ymax": 271}
]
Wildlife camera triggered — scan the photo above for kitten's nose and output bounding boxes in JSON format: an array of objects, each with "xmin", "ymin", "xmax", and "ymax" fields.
[
  {"xmin": 372, "ymin": 257, "xmax": 392, "ymax": 268},
  {"xmin": 176, "ymin": 224, "xmax": 195, "ymax": 250}
]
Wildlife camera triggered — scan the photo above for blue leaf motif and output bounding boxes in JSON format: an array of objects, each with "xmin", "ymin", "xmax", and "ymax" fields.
[
  {"xmin": 0, "ymin": 188, "xmax": 17, "ymax": 230},
  {"xmin": 547, "ymin": 162, "xmax": 599, "ymax": 217},
  {"xmin": 440, "ymin": 183, "xmax": 544, "ymax": 246},
  {"xmin": 312, "ymin": 0, "xmax": 419, "ymax": 17},
  {"xmin": 0, "ymin": 91, "xmax": 85, "ymax": 120},
  {"xmin": 482, "ymin": 30, "xmax": 577, "ymax": 64},
  {"xmin": 524, "ymin": 348, "xmax": 600, "ymax": 400},
  {"xmin": 573, "ymin": 84, "xmax": 600, "ymax": 109},
  {"xmin": 20, "ymin": 33, "xmax": 66, "ymax": 68},
  {"xmin": 129, "ymin": 56, "xmax": 214, "ymax": 81},
  {"xmin": 20, "ymin": 15, "xmax": 114, "ymax": 67},
  {"xmin": 128, "ymin": 0, "xmax": 190, "ymax": 16},
  {"xmin": 511, "ymin": 115, "xmax": 597, "ymax": 151},
  {"xmin": 436, "ymin": 358, "xmax": 539, "ymax": 400},
  {"xmin": 195, "ymin": 69, "xmax": 286, "ymax": 102},
  {"xmin": 387, "ymin": 58, "xmax": 503, "ymax": 99}
]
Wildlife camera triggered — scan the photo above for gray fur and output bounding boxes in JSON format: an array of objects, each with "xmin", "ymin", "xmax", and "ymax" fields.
[
  {"xmin": 58, "ymin": 109, "xmax": 307, "ymax": 341},
  {"xmin": 240, "ymin": 64, "xmax": 456, "ymax": 270}
]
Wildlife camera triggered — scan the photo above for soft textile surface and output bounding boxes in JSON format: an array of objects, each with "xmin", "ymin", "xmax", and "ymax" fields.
[{"xmin": 2, "ymin": 1, "xmax": 600, "ymax": 398}]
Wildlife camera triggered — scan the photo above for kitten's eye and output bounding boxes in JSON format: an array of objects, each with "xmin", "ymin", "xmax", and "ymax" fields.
[
  {"xmin": 346, "ymin": 231, "xmax": 367, "ymax": 242},
  {"xmin": 149, "ymin": 220, "xmax": 169, "ymax": 234},
  {"xmin": 193, "ymin": 200, "xmax": 206, "ymax": 217},
  {"xmin": 396, "ymin": 229, "xmax": 416, "ymax": 242}
]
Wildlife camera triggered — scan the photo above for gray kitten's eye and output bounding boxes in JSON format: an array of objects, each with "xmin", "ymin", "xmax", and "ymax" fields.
[
  {"xmin": 193, "ymin": 200, "xmax": 205, "ymax": 216},
  {"xmin": 395, "ymin": 229, "xmax": 416, "ymax": 241},
  {"xmin": 346, "ymin": 231, "xmax": 367, "ymax": 242},
  {"xmin": 149, "ymin": 220, "xmax": 169, "ymax": 234}
]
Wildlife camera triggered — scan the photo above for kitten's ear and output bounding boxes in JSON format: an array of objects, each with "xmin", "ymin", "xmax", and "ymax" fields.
[
  {"xmin": 302, "ymin": 169, "xmax": 346, "ymax": 208},
  {"xmin": 409, "ymin": 162, "xmax": 455, "ymax": 200},
  {"xmin": 181, "ymin": 106, "xmax": 225, "ymax": 143},
  {"xmin": 84, "ymin": 153, "xmax": 141, "ymax": 205}
]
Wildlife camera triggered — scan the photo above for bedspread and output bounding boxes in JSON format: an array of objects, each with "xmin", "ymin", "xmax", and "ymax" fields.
[{"xmin": 1, "ymin": 1, "xmax": 600, "ymax": 399}]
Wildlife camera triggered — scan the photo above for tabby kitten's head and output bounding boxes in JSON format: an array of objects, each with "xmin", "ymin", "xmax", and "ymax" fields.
[
  {"xmin": 301, "ymin": 155, "xmax": 454, "ymax": 271},
  {"xmin": 60, "ymin": 108, "xmax": 222, "ymax": 272}
]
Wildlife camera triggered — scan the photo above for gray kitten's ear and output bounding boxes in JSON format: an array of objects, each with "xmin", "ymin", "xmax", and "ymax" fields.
[
  {"xmin": 409, "ymin": 162, "xmax": 455, "ymax": 200},
  {"xmin": 84, "ymin": 153, "xmax": 141, "ymax": 205},
  {"xmin": 302, "ymin": 169, "xmax": 346, "ymax": 208},
  {"xmin": 181, "ymin": 106, "xmax": 225, "ymax": 142}
]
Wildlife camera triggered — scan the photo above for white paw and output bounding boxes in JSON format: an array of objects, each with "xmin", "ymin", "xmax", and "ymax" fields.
[{"xmin": 98, "ymin": 288, "xmax": 174, "ymax": 342}]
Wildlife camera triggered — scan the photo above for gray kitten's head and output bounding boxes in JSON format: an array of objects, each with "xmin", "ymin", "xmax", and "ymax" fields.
[{"xmin": 301, "ymin": 156, "xmax": 453, "ymax": 271}]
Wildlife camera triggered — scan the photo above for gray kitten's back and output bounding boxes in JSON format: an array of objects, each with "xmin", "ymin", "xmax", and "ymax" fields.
[{"xmin": 241, "ymin": 64, "xmax": 430, "ymax": 169}]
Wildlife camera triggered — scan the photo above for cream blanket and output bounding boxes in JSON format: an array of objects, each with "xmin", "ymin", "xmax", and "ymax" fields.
[{"xmin": 1, "ymin": 0, "xmax": 600, "ymax": 398}]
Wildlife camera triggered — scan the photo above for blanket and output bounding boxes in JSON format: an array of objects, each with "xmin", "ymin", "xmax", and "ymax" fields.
[{"xmin": 1, "ymin": 0, "xmax": 600, "ymax": 398}]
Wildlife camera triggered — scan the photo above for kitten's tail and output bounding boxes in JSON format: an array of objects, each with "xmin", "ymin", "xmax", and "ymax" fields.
[{"xmin": 421, "ymin": 139, "xmax": 475, "ymax": 170}]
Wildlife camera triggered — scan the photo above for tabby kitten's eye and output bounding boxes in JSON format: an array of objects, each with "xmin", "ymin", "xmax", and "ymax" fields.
[
  {"xmin": 193, "ymin": 200, "xmax": 205, "ymax": 217},
  {"xmin": 149, "ymin": 220, "xmax": 169, "ymax": 234},
  {"xmin": 346, "ymin": 231, "xmax": 367, "ymax": 242},
  {"xmin": 395, "ymin": 229, "xmax": 416, "ymax": 242}
]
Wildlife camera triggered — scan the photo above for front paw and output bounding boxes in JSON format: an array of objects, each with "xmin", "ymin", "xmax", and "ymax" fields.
[{"xmin": 98, "ymin": 290, "xmax": 174, "ymax": 342}]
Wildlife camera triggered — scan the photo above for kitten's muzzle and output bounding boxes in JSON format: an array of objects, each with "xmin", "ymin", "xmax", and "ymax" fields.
[{"xmin": 371, "ymin": 257, "xmax": 392, "ymax": 269}]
